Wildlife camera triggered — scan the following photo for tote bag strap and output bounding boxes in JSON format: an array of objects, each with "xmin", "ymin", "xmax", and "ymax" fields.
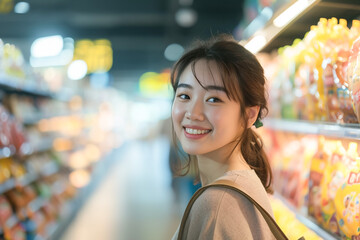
[{"xmin": 177, "ymin": 179, "xmax": 297, "ymax": 240}]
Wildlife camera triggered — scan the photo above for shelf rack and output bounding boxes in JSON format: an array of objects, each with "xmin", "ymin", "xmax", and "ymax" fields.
[
  {"xmin": 274, "ymin": 192, "xmax": 340, "ymax": 240},
  {"xmin": 0, "ymin": 74, "xmax": 72, "ymax": 101},
  {"xmin": 0, "ymin": 75, "xmax": 53, "ymax": 99},
  {"xmin": 250, "ymin": 1, "xmax": 360, "ymax": 237},
  {"xmin": 263, "ymin": 118, "xmax": 360, "ymax": 139},
  {"xmin": 0, "ymin": 161, "xmax": 60, "ymax": 195},
  {"xmin": 245, "ymin": 0, "xmax": 360, "ymax": 53}
]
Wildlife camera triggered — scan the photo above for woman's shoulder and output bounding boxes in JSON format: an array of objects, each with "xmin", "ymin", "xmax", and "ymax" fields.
[
  {"xmin": 195, "ymin": 169, "xmax": 272, "ymax": 216},
  {"xmin": 194, "ymin": 170, "xmax": 258, "ymax": 211}
]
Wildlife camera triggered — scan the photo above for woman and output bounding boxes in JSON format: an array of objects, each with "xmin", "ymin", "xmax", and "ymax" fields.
[{"xmin": 170, "ymin": 34, "xmax": 275, "ymax": 240}]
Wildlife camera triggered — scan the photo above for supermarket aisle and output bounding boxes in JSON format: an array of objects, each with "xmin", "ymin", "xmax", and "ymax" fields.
[{"xmin": 60, "ymin": 137, "xmax": 186, "ymax": 240}]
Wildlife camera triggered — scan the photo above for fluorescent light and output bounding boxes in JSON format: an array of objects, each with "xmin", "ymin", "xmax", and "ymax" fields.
[
  {"xmin": 243, "ymin": 7, "xmax": 273, "ymax": 39},
  {"xmin": 31, "ymin": 35, "xmax": 63, "ymax": 58},
  {"xmin": 273, "ymin": 0, "xmax": 315, "ymax": 28},
  {"xmin": 14, "ymin": 2, "xmax": 30, "ymax": 14},
  {"xmin": 30, "ymin": 37, "xmax": 74, "ymax": 67},
  {"xmin": 244, "ymin": 35, "xmax": 267, "ymax": 54}
]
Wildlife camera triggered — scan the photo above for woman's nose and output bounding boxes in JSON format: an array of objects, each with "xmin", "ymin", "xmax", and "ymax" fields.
[{"xmin": 185, "ymin": 100, "xmax": 205, "ymax": 121}]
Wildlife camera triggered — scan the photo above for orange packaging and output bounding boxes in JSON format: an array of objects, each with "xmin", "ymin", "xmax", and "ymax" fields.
[
  {"xmin": 348, "ymin": 37, "xmax": 360, "ymax": 122},
  {"xmin": 319, "ymin": 140, "xmax": 346, "ymax": 235},
  {"xmin": 308, "ymin": 136, "xmax": 329, "ymax": 223}
]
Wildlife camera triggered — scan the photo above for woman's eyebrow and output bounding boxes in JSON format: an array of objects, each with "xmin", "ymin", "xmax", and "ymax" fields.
[
  {"xmin": 177, "ymin": 83, "xmax": 192, "ymax": 89},
  {"xmin": 177, "ymin": 83, "xmax": 226, "ymax": 93},
  {"xmin": 204, "ymin": 85, "xmax": 227, "ymax": 92}
]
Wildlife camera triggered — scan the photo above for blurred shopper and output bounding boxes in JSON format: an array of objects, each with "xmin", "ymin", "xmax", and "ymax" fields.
[{"xmin": 170, "ymin": 34, "xmax": 275, "ymax": 239}]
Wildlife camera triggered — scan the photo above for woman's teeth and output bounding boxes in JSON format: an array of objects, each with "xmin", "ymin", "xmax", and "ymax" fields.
[{"xmin": 185, "ymin": 128, "xmax": 211, "ymax": 135}]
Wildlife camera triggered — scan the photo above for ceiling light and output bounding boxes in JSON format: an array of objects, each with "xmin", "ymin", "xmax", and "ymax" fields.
[
  {"xmin": 14, "ymin": 2, "xmax": 29, "ymax": 14},
  {"xmin": 30, "ymin": 37, "xmax": 74, "ymax": 67},
  {"xmin": 175, "ymin": 8, "xmax": 197, "ymax": 28},
  {"xmin": 31, "ymin": 35, "xmax": 63, "ymax": 58},
  {"xmin": 67, "ymin": 60, "xmax": 88, "ymax": 80},
  {"xmin": 244, "ymin": 35, "xmax": 267, "ymax": 54},
  {"xmin": 273, "ymin": 0, "xmax": 315, "ymax": 28},
  {"xmin": 164, "ymin": 43, "xmax": 184, "ymax": 61}
]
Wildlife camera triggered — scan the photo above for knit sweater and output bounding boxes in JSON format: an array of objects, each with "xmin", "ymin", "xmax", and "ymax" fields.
[{"xmin": 172, "ymin": 169, "xmax": 276, "ymax": 240}]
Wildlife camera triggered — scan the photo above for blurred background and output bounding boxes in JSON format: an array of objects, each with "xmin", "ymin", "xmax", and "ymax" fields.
[{"xmin": 0, "ymin": 0, "xmax": 359, "ymax": 239}]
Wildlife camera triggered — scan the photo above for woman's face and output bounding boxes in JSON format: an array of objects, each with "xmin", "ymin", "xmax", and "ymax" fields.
[{"xmin": 172, "ymin": 59, "xmax": 244, "ymax": 157}]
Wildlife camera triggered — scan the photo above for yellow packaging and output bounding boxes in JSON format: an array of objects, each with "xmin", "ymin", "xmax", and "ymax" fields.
[
  {"xmin": 320, "ymin": 140, "xmax": 347, "ymax": 234},
  {"xmin": 334, "ymin": 154, "xmax": 360, "ymax": 239},
  {"xmin": 309, "ymin": 136, "xmax": 328, "ymax": 223}
]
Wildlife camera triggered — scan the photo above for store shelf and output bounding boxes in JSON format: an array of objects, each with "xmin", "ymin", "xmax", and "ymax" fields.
[
  {"xmin": 0, "ymin": 74, "xmax": 72, "ymax": 101},
  {"xmin": 264, "ymin": 118, "xmax": 360, "ymax": 139},
  {"xmin": 274, "ymin": 192, "xmax": 339, "ymax": 240},
  {"xmin": 0, "ymin": 141, "xmax": 53, "ymax": 160},
  {"xmin": 33, "ymin": 140, "xmax": 54, "ymax": 154},
  {"xmin": 0, "ymin": 75, "xmax": 53, "ymax": 98},
  {"xmin": 28, "ymin": 197, "xmax": 48, "ymax": 213},
  {"xmin": 40, "ymin": 161, "xmax": 59, "ymax": 177},
  {"xmin": 23, "ymin": 114, "xmax": 66, "ymax": 126},
  {"xmin": 0, "ymin": 197, "xmax": 48, "ymax": 235},
  {"xmin": 0, "ymin": 179, "xmax": 16, "ymax": 195},
  {"xmin": 0, "ymin": 162, "xmax": 60, "ymax": 195},
  {"xmin": 246, "ymin": 0, "xmax": 360, "ymax": 53},
  {"xmin": 21, "ymin": 138, "xmax": 54, "ymax": 156}
]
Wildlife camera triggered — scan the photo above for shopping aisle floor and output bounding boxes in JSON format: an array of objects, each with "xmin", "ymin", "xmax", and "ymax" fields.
[{"xmin": 60, "ymin": 137, "xmax": 190, "ymax": 240}]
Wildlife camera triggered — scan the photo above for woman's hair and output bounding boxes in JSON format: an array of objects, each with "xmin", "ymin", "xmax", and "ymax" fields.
[{"xmin": 170, "ymin": 34, "xmax": 273, "ymax": 193}]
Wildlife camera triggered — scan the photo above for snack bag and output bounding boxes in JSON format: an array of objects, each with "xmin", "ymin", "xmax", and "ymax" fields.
[
  {"xmin": 320, "ymin": 140, "xmax": 347, "ymax": 234},
  {"xmin": 308, "ymin": 136, "xmax": 328, "ymax": 223},
  {"xmin": 333, "ymin": 143, "xmax": 360, "ymax": 239},
  {"xmin": 348, "ymin": 37, "xmax": 360, "ymax": 122},
  {"xmin": 334, "ymin": 161, "xmax": 360, "ymax": 239}
]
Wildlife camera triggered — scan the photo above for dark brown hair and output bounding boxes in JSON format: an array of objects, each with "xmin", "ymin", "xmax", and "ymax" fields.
[{"xmin": 170, "ymin": 34, "xmax": 273, "ymax": 193}]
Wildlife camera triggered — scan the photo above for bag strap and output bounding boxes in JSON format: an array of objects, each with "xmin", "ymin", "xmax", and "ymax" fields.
[{"xmin": 177, "ymin": 179, "xmax": 289, "ymax": 240}]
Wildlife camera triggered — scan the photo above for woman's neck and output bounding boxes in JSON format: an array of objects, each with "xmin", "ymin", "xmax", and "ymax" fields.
[{"xmin": 197, "ymin": 148, "xmax": 250, "ymax": 186}]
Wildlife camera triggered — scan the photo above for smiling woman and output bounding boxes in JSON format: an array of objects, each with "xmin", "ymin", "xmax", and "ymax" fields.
[{"xmin": 170, "ymin": 34, "xmax": 276, "ymax": 240}]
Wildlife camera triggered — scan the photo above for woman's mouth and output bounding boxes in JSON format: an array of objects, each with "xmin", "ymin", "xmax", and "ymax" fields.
[
  {"xmin": 183, "ymin": 127, "xmax": 212, "ymax": 139},
  {"xmin": 184, "ymin": 128, "xmax": 211, "ymax": 135}
]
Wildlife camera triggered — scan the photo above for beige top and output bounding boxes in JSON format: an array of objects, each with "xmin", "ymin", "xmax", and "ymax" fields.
[{"xmin": 172, "ymin": 169, "xmax": 276, "ymax": 240}]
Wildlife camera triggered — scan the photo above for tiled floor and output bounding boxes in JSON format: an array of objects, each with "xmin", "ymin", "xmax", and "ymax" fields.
[{"xmin": 60, "ymin": 137, "xmax": 192, "ymax": 240}]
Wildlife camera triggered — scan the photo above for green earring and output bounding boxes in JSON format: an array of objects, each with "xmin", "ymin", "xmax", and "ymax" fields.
[{"xmin": 254, "ymin": 118, "xmax": 263, "ymax": 128}]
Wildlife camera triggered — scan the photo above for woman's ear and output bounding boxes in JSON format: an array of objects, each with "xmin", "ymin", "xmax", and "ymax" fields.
[{"xmin": 246, "ymin": 106, "xmax": 260, "ymax": 128}]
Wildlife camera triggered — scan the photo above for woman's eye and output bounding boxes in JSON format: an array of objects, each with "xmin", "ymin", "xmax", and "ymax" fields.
[
  {"xmin": 178, "ymin": 94, "xmax": 190, "ymax": 100},
  {"xmin": 208, "ymin": 97, "xmax": 222, "ymax": 103}
]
